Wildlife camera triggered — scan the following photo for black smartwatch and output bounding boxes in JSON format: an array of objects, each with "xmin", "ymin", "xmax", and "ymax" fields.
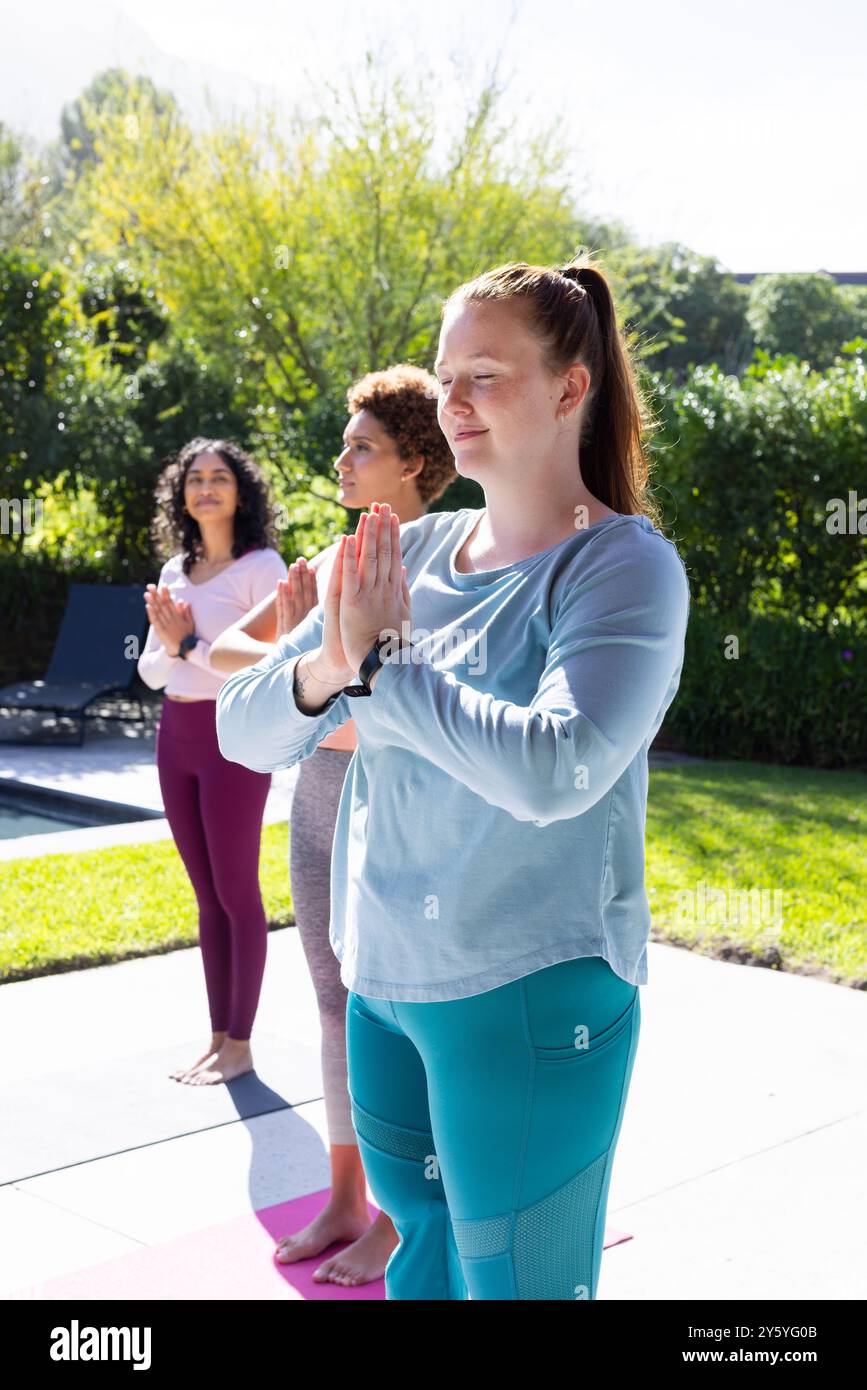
[
  {"xmin": 342, "ymin": 636, "xmax": 411, "ymax": 697},
  {"xmin": 176, "ymin": 633, "xmax": 198, "ymax": 660}
]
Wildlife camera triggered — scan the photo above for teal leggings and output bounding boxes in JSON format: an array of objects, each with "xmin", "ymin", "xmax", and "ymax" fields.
[{"xmin": 346, "ymin": 954, "xmax": 641, "ymax": 1300}]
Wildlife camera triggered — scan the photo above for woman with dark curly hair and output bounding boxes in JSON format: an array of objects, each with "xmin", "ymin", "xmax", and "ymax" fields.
[
  {"xmin": 210, "ymin": 365, "xmax": 456, "ymax": 1286},
  {"xmin": 137, "ymin": 438, "xmax": 287, "ymax": 1086}
]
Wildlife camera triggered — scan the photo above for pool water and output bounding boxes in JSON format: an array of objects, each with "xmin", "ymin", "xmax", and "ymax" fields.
[
  {"xmin": 0, "ymin": 805, "xmax": 86, "ymax": 839},
  {"xmin": 0, "ymin": 785, "xmax": 165, "ymax": 841}
]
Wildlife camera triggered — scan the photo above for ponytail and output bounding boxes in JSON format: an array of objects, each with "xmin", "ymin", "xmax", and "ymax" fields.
[{"xmin": 443, "ymin": 253, "xmax": 662, "ymax": 528}]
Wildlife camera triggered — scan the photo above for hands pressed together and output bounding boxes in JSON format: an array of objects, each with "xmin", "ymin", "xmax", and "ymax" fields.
[
  {"xmin": 143, "ymin": 584, "xmax": 195, "ymax": 658},
  {"xmin": 309, "ymin": 500, "xmax": 411, "ymax": 685}
]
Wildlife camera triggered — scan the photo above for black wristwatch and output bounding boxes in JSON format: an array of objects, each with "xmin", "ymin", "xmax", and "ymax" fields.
[
  {"xmin": 176, "ymin": 633, "xmax": 198, "ymax": 660},
  {"xmin": 342, "ymin": 636, "xmax": 412, "ymax": 697},
  {"xmin": 342, "ymin": 637, "xmax": 391, "ymax": 698}
]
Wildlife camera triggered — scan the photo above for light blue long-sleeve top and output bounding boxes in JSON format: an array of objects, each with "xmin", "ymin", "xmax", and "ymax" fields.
[{"xmin": 215, "ymin": 507, "xmax": 691, "ymax": 1001}]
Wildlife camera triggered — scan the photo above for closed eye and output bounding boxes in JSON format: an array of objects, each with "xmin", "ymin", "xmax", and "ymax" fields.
[{"xmin": 438, "ymin": 376, "xmax": 494, "ymax": 386}]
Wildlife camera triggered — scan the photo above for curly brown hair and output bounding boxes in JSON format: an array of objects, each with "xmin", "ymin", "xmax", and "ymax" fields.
[
  {"xmin": 345, "ymin": 364, "xmax": 456, "ymax": 505},
  {"xmin": 149, "ymin": 437, "xmax": 281, "ymax": 575}
]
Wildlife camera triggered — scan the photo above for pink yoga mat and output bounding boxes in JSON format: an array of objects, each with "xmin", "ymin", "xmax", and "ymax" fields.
[
  {"xmin": 11, "ymin": 1192, "xmax": 385, "ymax": 1301},
  {"xmin": 9, "ymin": 1190, "xmax": 632, "ymax": 1301}
]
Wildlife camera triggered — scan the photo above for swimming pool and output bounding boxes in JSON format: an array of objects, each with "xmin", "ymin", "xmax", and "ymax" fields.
[
  {"xmin": 0, "ymin": 785, "xmax": 164, "ymax": 841},
  {"xmin": 0, "ymin": 804, "xmax": 89, "ymax": 839}
]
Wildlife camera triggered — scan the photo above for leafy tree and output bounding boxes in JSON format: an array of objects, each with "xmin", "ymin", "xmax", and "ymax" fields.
[
  {"xmin": 0, "ymin": 246, "xmax": 244, "ymax": 571},
  {"xmin": 78, "ymin": 259, "xmax": 168, "ymax": 369},
  {"xmin": 613, "ymin": 241, "xmax": 753, "ymax": 379},
  {"xmin": 0, "ymin": 122, "xmax": 49, "ymax": 254},
  {"xmin": 747, "ymin": 272, "xmax": 864, "ymax": 370},
  {"xmin": 839, "ymin": 282, "xmax": 867, "ymax": 329},
  {"xmin": 53, "ymin": 53, "xmax": 675, "ymax": 518},
  {"xmin": 0, "ymin": 249, "xmax": 82, "ymax": 535},
  {"xmin": 55, "ymin": 67, "xmax": 178, "ymax": 185}
]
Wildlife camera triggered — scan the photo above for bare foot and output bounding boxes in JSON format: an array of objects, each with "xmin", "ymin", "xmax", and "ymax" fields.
[
  {"xmin": 169, "ymin": 1033, "xmax": 227, "ymax": 1081},
  {"xmin": 313, "ymin": 1210, "xmax": 399, "ymax": 1285},
  {"xmin": 181, "ymin": 1037, "xmax": 253, "ymax": 1085},
  {"xmin": 275, "ymin": 1198, "xmax": 371, "ymax": 1265}
]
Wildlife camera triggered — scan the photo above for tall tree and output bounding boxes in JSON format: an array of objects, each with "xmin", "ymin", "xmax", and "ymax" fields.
[
  {"xmin": 748, "ymin": 272, "xmax": 864, "ymax": 370},
  {"xmin": 58, "ymin": 53, "xmax": 594, "ymax": 501},
  {"xmin": 48, "ymin": 67, "xmax": 178, "ymax": 192},
  {"xmin": 0, "ymin": 122, "xmax": 49, "ymax": 253}
]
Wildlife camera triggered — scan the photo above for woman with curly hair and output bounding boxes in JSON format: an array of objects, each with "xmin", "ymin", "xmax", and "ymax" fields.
[
  {"xmin": 217, "ymin": 255, "xmax": 691, "ymax": 1300},
  {"xmin": 137, "ymin": 438, "xmax": 288, "ymax": 1086},
  {"xmin": 210, "ymin": 365, "xmax": 456, "ymax": 1286}
]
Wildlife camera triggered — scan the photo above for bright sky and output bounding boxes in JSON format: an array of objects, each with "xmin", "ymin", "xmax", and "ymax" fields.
[{"xmin": 31, "ymin": 0, "xmax": 867, "ymax": 271}]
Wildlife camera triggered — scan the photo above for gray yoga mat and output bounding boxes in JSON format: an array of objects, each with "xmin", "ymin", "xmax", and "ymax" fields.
[{"xmin": 1, "ymin": 1032, "xmax": 324, "ymax": 1185}]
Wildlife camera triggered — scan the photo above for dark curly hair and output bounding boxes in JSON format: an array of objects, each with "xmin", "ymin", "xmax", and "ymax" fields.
[
  {"xmin": 150, "ymin": 437, "xmax": 280, "ymax": 575},
  {"xmin": 345, "ymin": 364, "xmax": 457, "ymax": 505}
]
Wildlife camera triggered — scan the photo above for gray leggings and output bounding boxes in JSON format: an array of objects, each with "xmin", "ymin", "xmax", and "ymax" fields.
[{"xmin": 288, "ymin": 744, "xmax": 357, "ymax": 1145}]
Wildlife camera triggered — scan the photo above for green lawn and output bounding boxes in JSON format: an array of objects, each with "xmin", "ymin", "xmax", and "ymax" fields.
[
  {"xmin": 0, "ymin": 820, "xmax": 294, "ymax": 983},
  {"xmin": 645, "ymin": 761, "xmax": 865, "ymax": 986},
  {"xmin": 1, "ymin": 760, "xmax": 864, "ymax": 986}
]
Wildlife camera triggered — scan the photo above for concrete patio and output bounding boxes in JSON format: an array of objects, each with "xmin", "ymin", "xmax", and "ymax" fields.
[{"xmin": 0, "ymin": 699, "xmax": 864, "ymax": 1300}]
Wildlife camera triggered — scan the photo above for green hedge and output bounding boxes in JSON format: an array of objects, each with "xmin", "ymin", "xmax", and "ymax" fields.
[
  {"xmin": 651, "ymin": 348, "xmax": 867, "ymax": 622},
  {"xmin": 666, "ymin": 605, "xmax": 865, "ymax": 768}
]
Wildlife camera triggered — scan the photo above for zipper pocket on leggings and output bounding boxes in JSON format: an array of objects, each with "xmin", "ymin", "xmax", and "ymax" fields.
[{"xmin": 530, "ymin": 995, "xmax": 637, "ymax": 1062}]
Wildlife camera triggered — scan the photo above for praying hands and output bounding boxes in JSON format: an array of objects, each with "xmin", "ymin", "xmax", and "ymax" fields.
[
  {"xmin": 144, "ymin": 584, "xmax": 195, "ymax": 657},
  {"xmin": 296, "ymin": 500, "xmax": 412, "ymax": 706}
]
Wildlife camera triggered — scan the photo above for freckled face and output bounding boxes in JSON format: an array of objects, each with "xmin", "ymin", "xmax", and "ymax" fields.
[{"xmin": 435, "ymin": 299, "xmax": 568, "ymax": 478}]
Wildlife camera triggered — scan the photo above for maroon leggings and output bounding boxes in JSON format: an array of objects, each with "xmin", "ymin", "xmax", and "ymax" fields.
[{"xmin": 155, "ymin": 696, "xmax": 272, "ymax": 1041}]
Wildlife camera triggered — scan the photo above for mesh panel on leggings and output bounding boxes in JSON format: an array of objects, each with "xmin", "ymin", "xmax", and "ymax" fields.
[
  {"xmin": 512, "ymin": 1152, "xmax": 608, "ymax": 1300},
  {"xmin": 451, "ymin": 1211, "xmax": 512, "ymax": 1259},
  {"xmin": 350, "ymin": 1099, "xmax": 434, "ymax": 1163}
]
